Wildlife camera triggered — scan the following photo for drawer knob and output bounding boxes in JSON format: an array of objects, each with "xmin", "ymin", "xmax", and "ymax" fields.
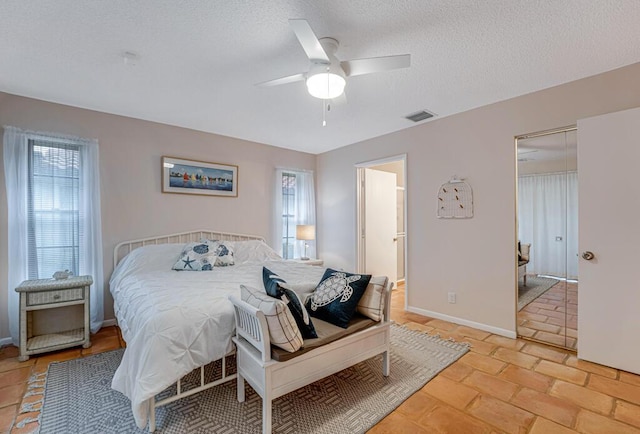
[{"xmin": 53, "ymin": 294, "xmax": 61, "ymax": 300}]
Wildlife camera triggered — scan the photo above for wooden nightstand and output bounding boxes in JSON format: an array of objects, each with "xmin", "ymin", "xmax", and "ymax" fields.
[
  {"xmin": 289, "ymin": 258, "xmax": 324, "ymax": 266},
  {"xmin": 16, "ymin": 275, "xmax": 92, "ymax": 361}
]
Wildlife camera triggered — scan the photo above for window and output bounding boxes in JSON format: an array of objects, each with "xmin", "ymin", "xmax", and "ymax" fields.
[
  {"xmin": 274, "ymin": 169, "xmax": 316, "ymax": 259},
  {"xmin": 4, "ymin": 126, "xmax": 104, "ymax": 342},
  {"xmin": 28, "ymin": 140, "xmax": 80, "ymax": 279},
  {"xmin": 281, "ymin": 172, "xmax": 297, "ymax": 258}
]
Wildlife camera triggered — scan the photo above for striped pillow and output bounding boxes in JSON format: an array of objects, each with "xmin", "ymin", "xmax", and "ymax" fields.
[
  {"xmin": 240, "ymin": 285, "xmax": 303, "ymax": 353},
  {"xmin": 357, "ymin": 276, "xmax": 388, "ymax": 321}
]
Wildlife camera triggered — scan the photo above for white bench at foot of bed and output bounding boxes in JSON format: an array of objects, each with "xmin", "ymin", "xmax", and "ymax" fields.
[{"xmin": 229, "ymin": 281, "xmax": 392, "ymax": 434}]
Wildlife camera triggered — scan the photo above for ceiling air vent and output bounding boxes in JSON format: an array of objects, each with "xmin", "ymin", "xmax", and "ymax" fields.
[{"xmin": 405, "ymin": 110, "xmax": 436, "ymax": 122}]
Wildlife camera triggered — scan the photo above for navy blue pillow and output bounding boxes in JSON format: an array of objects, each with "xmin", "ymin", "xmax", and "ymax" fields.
[
  {"xmin": 263, "ymin": 267, "xmax": 317, "ymax": 339},
  {"xmin": 307, "ymin": 268, "xmax": 371, "ymax": 328}
]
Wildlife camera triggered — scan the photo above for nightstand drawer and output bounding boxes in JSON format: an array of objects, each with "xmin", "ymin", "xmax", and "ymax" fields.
[{"xmin": 27, "ymin": 287, "xmax": 84, "ymax": 306}]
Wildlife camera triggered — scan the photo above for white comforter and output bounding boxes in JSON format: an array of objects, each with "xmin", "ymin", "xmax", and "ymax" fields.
[{"xmin": 109, "ymin": 243, "xmax": 324, "ymax": 428}]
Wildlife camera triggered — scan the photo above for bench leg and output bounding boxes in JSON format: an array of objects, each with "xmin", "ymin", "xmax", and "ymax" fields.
[
  {"xmin": 382, "ymin": 350, "xmax": 390, "ymax": 377},
  {"xmin": 262, "ymin": 368, "xmax": 273, "ymax": 434},
  {"xmin": 262, "ymin": 395, "xmax": 272, "ymax": 434},
  {"xmin": 237, "ymin": 372, "xmax": 246, "ymax": 403}
]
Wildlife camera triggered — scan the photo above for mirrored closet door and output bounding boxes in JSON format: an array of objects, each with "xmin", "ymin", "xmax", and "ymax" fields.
[{"xmin": 516, "ymin": 127, "xmax": 578, "ymax": 350}]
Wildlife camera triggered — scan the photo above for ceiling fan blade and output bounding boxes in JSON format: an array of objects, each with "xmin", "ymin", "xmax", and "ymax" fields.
[
  {"xmin": 342, "ymin": 54, "xmax": 410, "ymax": 77},
  {"xmin": 256, "ymin": 73, "xmax": 306, "ymax": 87},
  {"xmin": 289, "ymin": 19, "xmax": 330, "ymax": 63}
]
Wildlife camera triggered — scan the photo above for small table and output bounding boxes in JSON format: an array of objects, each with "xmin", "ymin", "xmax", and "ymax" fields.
[
  {"xmin": 16, "ymin": 275, "xmax": 92, "ymax": 361},
  {"xmin": 288, "ymin": 258, "xmax": 324, "ymax": 266}
]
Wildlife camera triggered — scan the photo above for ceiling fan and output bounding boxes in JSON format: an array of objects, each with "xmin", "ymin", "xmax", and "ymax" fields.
[{"xmin": 257, "ymin": 19, "xmax": 411, "ymax": 100}]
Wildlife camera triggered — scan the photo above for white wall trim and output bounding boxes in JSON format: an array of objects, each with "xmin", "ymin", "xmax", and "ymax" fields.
[
  {"xmin": 103, "ymin": 318, "xmax": 117, "ymax": 327},
  {"xmin": 355, "ymin": 153, "xmax": 409, "ymax": 312},
  {"xmin": 0, "ymin": 336, "xmax": 13, "ymax": 346},
  {"xmin": 355, "ymin": 153, "xmax": 407, "ymax": 168},
  {"xmin": 406, "ymin": 305, "xmax": 517, "ymax": 339}
]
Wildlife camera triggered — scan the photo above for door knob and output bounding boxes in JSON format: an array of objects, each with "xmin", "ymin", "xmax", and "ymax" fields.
[{"xmin": 582, "ymin": 251, "xmax": 595, "ymax": 260}]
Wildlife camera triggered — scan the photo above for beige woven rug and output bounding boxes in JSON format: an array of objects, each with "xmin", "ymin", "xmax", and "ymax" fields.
[
  {"xmin": 35, "ymin": 324, "xmax": 469, "ymax": 434},
  {"xmin": 518, "ymin": 275, "xmax": 559, "ymax": 311}
]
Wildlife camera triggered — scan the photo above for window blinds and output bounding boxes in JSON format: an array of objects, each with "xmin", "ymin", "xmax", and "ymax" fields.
[{"xmin": 28, "ymin": 139, "xmax": 80, "ymax": 279}]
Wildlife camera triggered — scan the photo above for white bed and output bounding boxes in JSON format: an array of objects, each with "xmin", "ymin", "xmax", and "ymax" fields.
[{"xmin": 109, "ymin": 230, "xmax": 325, "ymax": 430}]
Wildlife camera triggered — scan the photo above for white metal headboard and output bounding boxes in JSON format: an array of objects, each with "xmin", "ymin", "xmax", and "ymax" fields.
[{"xmin": 113, "ymin": 229, "xmax": 266, "ymax": 268}]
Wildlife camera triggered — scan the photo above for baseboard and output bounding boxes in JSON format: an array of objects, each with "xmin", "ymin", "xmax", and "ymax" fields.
[
  {"xmin": 102, "ymin": 318, "xmax": 117, "ymax": 327},
  {"xmin": 0, "ymin": 336, "xmax": 14, "ymax": 347},
  {"xmin": 406, "ymin": 306, "xmax": 517, "ymax": 339}
]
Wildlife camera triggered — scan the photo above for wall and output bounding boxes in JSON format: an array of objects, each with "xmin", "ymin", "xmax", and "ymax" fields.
[
  {"xmin": 317, "ymin": 62, "xmax": 640, "ymax": 337},
  {"xmin": 0, "ymin": 93, "xmax": 315, "ymax": 340}
]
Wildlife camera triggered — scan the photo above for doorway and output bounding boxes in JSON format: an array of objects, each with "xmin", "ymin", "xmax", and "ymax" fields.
[
  {"xmin": 516, "ymin": 127, "xmax": 578, "ymax": 350},
  {"xmin": 356, "ymin": 155, "xmax": 407, "ymax": 296}
]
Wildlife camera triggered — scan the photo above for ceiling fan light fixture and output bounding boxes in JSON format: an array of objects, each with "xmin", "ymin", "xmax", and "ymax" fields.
[{"xmin": 306, "ymin": 71, "xmax": 346, "ymax": 99}]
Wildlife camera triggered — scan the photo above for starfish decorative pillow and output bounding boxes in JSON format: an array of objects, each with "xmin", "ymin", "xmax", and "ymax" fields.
[{"xmin": 172, "ymin": 241, "xmax": 219, "ymax": 271}]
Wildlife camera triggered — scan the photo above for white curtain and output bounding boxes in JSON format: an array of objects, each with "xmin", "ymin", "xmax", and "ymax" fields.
[
  {"xmin": 273, "ymin": 169, "xmax": 284, "ymax": 253},
  {"xmin": 3, "ymin": 126, "xmax": 104, "ymax": 344},
  {"xmin": 292, "ymin": 170, "xmax": 316, "ymax": 259},
  {"xmin": 79, "ymin": 138, "xmax": 104, "ymax": 332},
  {"xmin": 273, "ymin": 168, "xmax": 316, "ymax": 259},
  {"xmin": 518, "ymin": 172, "xmax": 578, "ymax": 279}
]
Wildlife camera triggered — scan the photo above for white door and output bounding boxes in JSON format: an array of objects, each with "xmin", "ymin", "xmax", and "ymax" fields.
[
  {"xmin": 364, "ymin": 168, "xmax": 397, "ymax": 283},
  {"xmin": 578, "ymin": 106, "xmax": 640, "ymax": 374}
]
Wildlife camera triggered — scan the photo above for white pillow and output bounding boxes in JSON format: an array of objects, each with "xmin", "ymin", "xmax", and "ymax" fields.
[
  {"xmin": 356, "ymin": 276, "xmax": 388, "ymax": 321},
  {"xmin": 230, "ymin": 240, "xmax": 282, "ymax": 263},
  {"xmin": 111, "ymin": 244, "xmax": 184, "ymax": 288},
  {"xmin": 240, "ymin": 285, "xmax": 303, "ymax": 353}
]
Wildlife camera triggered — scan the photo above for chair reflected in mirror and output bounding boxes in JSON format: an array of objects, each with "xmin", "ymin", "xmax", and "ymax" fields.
[{"xmin": 518, "ymin": 243, "xmax": 531, "ymax": 286}]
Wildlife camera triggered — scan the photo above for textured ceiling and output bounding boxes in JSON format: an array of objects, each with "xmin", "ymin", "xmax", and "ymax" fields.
[{"xmin": 1, "ymin": 1, "xmax": 639, "ymax": 154}]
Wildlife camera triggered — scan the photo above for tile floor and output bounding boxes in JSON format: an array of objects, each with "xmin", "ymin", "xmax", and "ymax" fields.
[
  {"xmin": 518, "ymin": 277, "xmax": 579, "ymax": 350},
  {"xmin": 1, "ymin": 283, "xmax": 639, "ymax": 433}
]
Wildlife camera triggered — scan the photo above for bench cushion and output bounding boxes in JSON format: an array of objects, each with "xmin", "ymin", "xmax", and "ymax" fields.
[{"xmin": 270, "ymin": 314, "xmax": 376, "ymax": 362}]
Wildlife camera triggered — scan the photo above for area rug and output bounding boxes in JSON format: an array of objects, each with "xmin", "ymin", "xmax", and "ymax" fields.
[
  {"xmin": 34, "ymin": 324, "xmax": 468, "ymax": 434},
  {"xmin": 518, "ymin": 276, "xmax": 559, "ymax": 311}
]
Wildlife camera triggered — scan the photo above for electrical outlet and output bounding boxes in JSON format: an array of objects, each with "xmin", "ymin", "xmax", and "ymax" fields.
[{"xmin": 448, "ymin": 292, "xmax": 456, "ymax": 304}]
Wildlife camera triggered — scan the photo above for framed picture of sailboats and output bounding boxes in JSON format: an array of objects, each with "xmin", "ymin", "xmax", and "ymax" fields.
[{"xmin": 162, "ymin": 156, "xmax": 238, "ymax": 197}]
